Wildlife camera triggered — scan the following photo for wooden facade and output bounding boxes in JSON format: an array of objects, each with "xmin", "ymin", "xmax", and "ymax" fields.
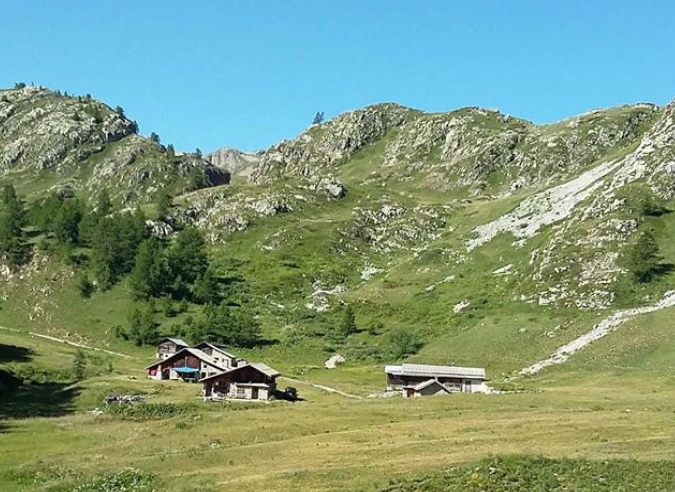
[
  {"xmin": 147, "ymin": 348, "xmax": 225, "ymax": 382},
  {"xmin": 201, "ymin": 364, "xmax": 279, "ymax": 401}
]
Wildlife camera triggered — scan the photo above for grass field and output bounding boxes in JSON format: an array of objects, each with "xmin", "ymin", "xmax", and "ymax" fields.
[{"xmin": 2, "ymin": 319, "xmax": 675, "ymax": 492}]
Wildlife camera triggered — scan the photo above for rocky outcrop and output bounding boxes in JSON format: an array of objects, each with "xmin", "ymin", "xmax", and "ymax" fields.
[
  {"xmin": 0, "ymin": 86, "xmax": 227, "ymax": 204},
  {"xmin": 206, "ymin": 147, "xmax": 263, "ymax": 177},
  {"xmin": 250, "ymin": 103, "xmax": 413, "ymax": 184}
]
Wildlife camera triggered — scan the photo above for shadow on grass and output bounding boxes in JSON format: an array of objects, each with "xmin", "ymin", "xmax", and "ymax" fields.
[
  {"xmin": 655, "ymin": 263, "xmax": 675, "ymax": 276},
  {"xmin": 0, "ymin": 369, "xmax": 80, "ymax": 423},
  {"xmin": 0, "ymin": 343, "xmax": 34, "ymax": 363}
]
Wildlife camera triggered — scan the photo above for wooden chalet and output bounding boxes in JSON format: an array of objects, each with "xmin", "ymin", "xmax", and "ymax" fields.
[
  {"xmin": 385, "ymin": 364, "xmax": 488, "ymax": 397},
  {"xmin": 200, "ymin": 362, "xmax": 280, "ymax": 401},
  {"xmin": 147, "ymin": 347, "xmax": 226, "ymax": 382},
  {"xmin": 156, "ymin": 337, "xmax": 190, "ymax": 360}
]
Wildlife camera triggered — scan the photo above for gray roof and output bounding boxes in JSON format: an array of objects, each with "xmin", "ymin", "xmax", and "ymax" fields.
[
  {"xmin": 147, "ymin": 347, "xmax": 228, "ymax": 370},
  {"xmin": 192, "ymin": 342, "xmax": 237, "ymax": 359},
  {"xmin": 198, "ymin": 361, "xmax": 281, "ymax": 382},
  {"xmin": 412, "ymin": 379, "xmax": 450, "ymax": 392},
  {"xmin": 249, "ymin": 362, "xmax": 281, "ymax": 378},
  {"xmin": 160, "ymin": 337, "xmax": 189, "ymax": 347},
  {"xmin": 385, "ymin": 363, "xmax": 486, "ymax": 380}
]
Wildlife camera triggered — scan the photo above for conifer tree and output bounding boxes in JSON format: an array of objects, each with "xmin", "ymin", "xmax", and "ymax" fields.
[
  {"xmin": 627, "ymin": 229, "xmax": 663, "ymax": 282},
  {"xmin": 130, "ymin": 237, "xmax": 166, "ymax": 300},
  {"xmin": 193, "ymin": 267, "xmax": 220, "ymax": 304},
  {"xmin": 156, "ymin": 190, "xmax": 172, "ymax": 220},
  {"xmin": 72, "ymin": 349, "xmax": 87, "ymax": 380},
  {"xmin": 166, "ymin": 227, "xmax": 208, "ymax": 297},
  {"xmin": 338, "ymin": 305, "xmax": 357, "ymax": 337},
  {"xmin": 0, "ymin": 184, "xmax": 28, "ymax": 265}
]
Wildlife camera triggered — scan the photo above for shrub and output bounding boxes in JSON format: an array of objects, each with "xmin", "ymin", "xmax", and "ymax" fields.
[
  {"xmin": 68, "ymin": 468, "xmax": 156, "ymax": 492},
  {"xmin": 106, "ymin": 402, "xmax": 197, "ymax": 421},
  {"xmin": 387, "ymin": 328, "xmax": 424, "ymax": 361},
  {"xmin": 76, "ymin": 273, "xmax": 95, "ymax": 298}
]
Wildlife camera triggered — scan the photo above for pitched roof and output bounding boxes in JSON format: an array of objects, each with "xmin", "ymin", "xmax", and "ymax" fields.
[
  {"xmin": 198, "ymin": 361, "xmax": 281, "ymax": 382},
  {"xmin": 385, "ymin": 363, "xmax": 486, "ymax": 380},
  {"xmin": 192, "ymin": 342, "xmax": 237, "ymax": 359},
  {"xmin": 146, "ymin": 347, "xmax": 228, "ymax": 370},
  {"xmin": 411, "ymin": 379, "xmax": 451, "ymax": 392},
  {"xmin": 159, "ymin": 337, "xmax": 189, "ymax": 347},
  {"xmin": 249, "ymin": 362, "xmax": 281, "ymax": 378}
]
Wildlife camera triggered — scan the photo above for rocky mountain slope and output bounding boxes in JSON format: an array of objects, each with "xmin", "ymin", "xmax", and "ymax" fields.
[
  {"xmin": 0, "ymin": 85, "xmax": 229, "ymax": 204},
  {"xmin": 1, "ymin": 84, "xmax": 675, "ymax": 380}
]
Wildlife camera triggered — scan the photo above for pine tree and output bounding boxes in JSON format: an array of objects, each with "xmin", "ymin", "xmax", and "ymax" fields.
[
  {"xmin": 79, "ymin": 190, "xmax": 112, "ymax": 245},
  {"xmin": 166, "ymin": 228, "xmax": 209, "ymax": 297},
  {"xmin": 130, "ymin": 237, "xmax": 166, "ymax": 300},
  {"xmin": 627, "ymin": 229, "xmax": 663, "ymax": 283},
  {"xmin": 90, "ymin": 216, "xmax": 118, "ymax": 289},
  {"xmin": 193, "ymin": 267, "xmax": 220, "ymax": 304},
  {"xmin": 72, "ymin": 349, "xmax": 87, "ymax": 380},
  {"xmin": 0, "ymin": 184, "xmax": 28, "ymax": 265},
  {"xmin": 127, "ymin": 304, "xmax": 158, "ymax": 346},
  {"xmin": 338, "ymin": 305, "xmax": 357, "ymax": 337},
  {"xmin": 156, "ymin": 191, "xmax": 172, "ymax": 220},
  {"xmin": 190, "ymin": 302, "xmax": 261, "ymax": 348},
  {"xmin": 53, "ymin": 199, "xmax": 83, "ymax": 244}
]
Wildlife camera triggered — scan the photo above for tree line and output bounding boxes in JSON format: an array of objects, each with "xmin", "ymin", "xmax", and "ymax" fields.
[{"xmin": 0, "ymin": 185, "xmax": 261, "ymax": 349}]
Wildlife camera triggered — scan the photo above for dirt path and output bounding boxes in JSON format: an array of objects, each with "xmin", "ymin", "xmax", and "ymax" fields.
[
  {"xmin": 0, "ymin": 325, "xmax": 131, "ymax": 358},
  {"xmin": 280, "ymin": 376, "xmax": 364, "ymax": 400},
  {"xmin": 520, "ymin": 290, "xmax": 675, "ymax": 375}
]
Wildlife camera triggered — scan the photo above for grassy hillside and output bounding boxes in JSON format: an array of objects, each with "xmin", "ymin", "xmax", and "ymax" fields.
[{"xmin": 2, "ymin": 87, "xmax": 675, "ymax": 491}]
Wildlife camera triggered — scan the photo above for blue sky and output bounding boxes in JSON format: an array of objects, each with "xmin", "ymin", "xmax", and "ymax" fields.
[{"xmin": 2, "ymin": 1, "xmax": 674, "ymax": 152}]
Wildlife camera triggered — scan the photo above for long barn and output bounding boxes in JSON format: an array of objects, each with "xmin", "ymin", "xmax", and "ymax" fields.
[{"xmin": 385, "ymin": 364, "xmax": 489, "ymax": 397}]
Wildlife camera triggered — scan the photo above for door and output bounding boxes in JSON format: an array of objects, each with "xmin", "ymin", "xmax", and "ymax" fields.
[
  {"xmin": 252, "ymin": 388, "xmax": 259, "ymax": 400},
  {"xmin": 462, "ymin": 380, "xmax": 472, "ymax": 393}
]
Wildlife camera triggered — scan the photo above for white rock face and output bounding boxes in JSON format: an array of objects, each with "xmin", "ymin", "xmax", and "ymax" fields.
[
  {"xmin": 521, "ymin": 290, "xmax": 675, "ymax": 375},
  {"xmin": 467, "ymin": 158, "xmax": 623, "ymax": 251},
  {"xmin": 453, "ymin": 299, "xmax": 470, "ymax": 313},
  {"xmin": 361, "ymin": 265, "xmax": 384, "ymax": 280}
]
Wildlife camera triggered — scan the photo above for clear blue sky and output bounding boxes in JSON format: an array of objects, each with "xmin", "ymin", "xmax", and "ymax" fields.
[{"xmin": 2, "ymin": 1, "xmax": 674, "ymax": 152}]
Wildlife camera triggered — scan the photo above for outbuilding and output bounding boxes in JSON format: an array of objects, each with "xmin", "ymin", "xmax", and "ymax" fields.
[{"xmin": 200, "ymin": 362, "xmax": 281, "ymax": 401}]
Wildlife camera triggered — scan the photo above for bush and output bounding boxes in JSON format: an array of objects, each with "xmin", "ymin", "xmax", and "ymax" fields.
[
  {"xmin": 68, "ymin": 468, "xmax": 156, "ymax": 492},
  {"xmin": 387, "ymin": 328, "xmax": 424, "ymax": 361},
  {"xmin": 77, "ymin": 274, "xmax": 95, "ymax": 298},
  {"xmin": 106, "ymin": 402, "xmax": 196, "ymax": 421}
]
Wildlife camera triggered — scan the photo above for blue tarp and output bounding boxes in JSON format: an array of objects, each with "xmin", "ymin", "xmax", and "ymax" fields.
[{"xmin": 174, "ymin": 367, "xmax": 199, "ymax": 373}]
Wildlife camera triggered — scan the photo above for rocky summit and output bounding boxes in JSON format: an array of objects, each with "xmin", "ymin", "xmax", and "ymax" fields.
[{"xmin": 0, "ymin": 86, "xmax": 229, "ymax": 204}]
